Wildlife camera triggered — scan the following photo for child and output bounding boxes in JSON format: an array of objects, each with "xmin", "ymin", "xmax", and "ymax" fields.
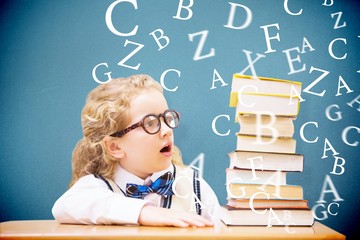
[{"xmin": 52, "ymin": 74, "xmax": 220, "ymax": 227}]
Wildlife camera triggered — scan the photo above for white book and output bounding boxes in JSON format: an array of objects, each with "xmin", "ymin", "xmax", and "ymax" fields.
[
  {"xmin": 236, "ymin": 134, "xmax": 297, "ymax": 154},
  {"xmin": 230, "ymin": 74, "xmax": 302, "ymax": 97},
  {"xmin": 220, "ymin": 206, "xmax": 314, "ymax": 226},
  {"xmin": 227, "ymin": 150, "xmax": 304, "ymax": 172},
  {"xmin": 226, "ymin": 168, "xmax": 287, "ymax": 185},
  {"xmin": 238, "ymin": 114, "xmax": 295, "ymax": 137}
]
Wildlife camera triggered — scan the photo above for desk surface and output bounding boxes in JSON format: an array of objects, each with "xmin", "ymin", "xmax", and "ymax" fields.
[{"xmin": 0, "ymin": 220, "xmax": 345, "ymax": 240}]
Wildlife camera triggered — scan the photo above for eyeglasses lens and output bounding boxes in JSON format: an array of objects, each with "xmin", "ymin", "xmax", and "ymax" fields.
[
  {"xmin": 165, "ymin": 111, "xmax": 179, "ymax": 128},
  {"xmin": 143, "ymin": 116, "xmax": 160, "ymax": 134}
]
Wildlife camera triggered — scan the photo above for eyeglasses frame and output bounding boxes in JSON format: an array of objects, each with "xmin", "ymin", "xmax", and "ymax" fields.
[{"xmin": 110, "ymin": 109, "xmax": 180, "ymax": 138}]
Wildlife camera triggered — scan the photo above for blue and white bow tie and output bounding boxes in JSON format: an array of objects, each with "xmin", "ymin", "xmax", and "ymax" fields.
[{"xmin": 126, "ymin": 171, "xmax": 174, "ymax": 199}]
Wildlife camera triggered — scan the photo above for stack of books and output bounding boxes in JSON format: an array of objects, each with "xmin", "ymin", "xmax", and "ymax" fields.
[{"xmin": 220, "ymin": 74, "xmax": 315, "ymax": 227}]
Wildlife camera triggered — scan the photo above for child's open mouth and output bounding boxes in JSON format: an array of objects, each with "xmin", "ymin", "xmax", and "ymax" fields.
[
  {"xmin": 160, "ymin": 144, "xmax": 172, "ymax": 157},
  {"xmin": 160, "ymin": 145, "xmax": 172, "ymax": 153}
]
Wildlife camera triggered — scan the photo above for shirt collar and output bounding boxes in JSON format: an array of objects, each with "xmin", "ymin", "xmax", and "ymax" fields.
[{"xmin": 114, "ymin": 164, "xmax": 174, "ymax": 192}]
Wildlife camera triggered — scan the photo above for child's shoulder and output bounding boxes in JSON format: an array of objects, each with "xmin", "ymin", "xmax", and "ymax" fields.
[{"xmin": 71, "ymin": 174, "xmax": 111, "ymax": 189}]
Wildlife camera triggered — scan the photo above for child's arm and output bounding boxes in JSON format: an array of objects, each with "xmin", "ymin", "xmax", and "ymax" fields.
[
  {"xmin": 52, "ymin": 174, "xmax": 147, "ymax": 225},
  {"xmin": 138, "ymin": 205, "xmax": 214, "ymax": 227},
  {"xmin": 52, "ymin": 174, "xmax": 214, "ymax": 227}
]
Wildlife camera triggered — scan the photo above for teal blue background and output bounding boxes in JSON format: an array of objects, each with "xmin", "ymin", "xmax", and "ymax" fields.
[{"xmin": 1, "ymin": 0, "xmax": 359, "ymax": 238}]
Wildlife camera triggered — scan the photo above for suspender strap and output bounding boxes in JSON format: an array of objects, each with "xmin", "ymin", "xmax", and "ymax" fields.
[
  {"xmin": 193, "ymin": 170, "xmax": 202, "ymax": 215},
  {"xmin": 94, "ymin": 174, "xmax": 126, "ymax": 195},
  {"xmin": 162, "ymin": 164, "xmax": 176, "ymax": 209},
  {"xmin": 94, "ymin": 174, "xmax": 114, "ymax": 192}
]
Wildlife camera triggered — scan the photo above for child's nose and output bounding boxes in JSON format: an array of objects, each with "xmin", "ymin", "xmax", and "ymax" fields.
[{"xmin": 159, "ymin": 119, "xmax": 172, "ymax": 137}]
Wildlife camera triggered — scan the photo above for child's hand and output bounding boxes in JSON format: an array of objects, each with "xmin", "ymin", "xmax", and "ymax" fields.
[{"xmin": 138, "ymin": 205, "xmax": 214, "ymax": 227}]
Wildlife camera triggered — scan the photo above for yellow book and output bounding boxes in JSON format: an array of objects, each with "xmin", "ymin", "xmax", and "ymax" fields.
[
  {"xmin": 233, "ymin": 92, "xmax": 300, "ymax": 117},
  {"xmin": 230, "ymin": 74, "xmax": 302, "ymax": 107},
  {"xmin": 227, "ymin": 183, "xmax": 303, "ymax": 200}
]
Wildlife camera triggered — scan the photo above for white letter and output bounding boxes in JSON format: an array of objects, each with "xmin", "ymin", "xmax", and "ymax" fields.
[
  {"xmin": 328, "ymin": 202, "xmax": 340, "ymax": 216},
  {"xmin": 92, "ymin": 62, "xmax": 112, "ymax": 84},
  {"xmin": 283, "ymin": 0, "xmax": 303, "ymax": 15},
  {"xmin": 160, "ymin": 69, "xmax": 180, "ymax": 92},
  {"xmin": 210, "ymin": 69, "xmax": 228, "ymax": 90},
  {"xmin": 301, "ymin": 37, "xmax": 315, "ymax": 53},
  {"xmin": 117, "ymin": 39, "xmax": 144, "ymax": 70},
  {"xmin": 331, "ymin": 156, "xmax": 345, "ymax": 175},
  {"xmin": 255, "ymin": 112, "xmax": 279, "ymax": 145},
  {"xmin": 188, "ymin": 30, "xmax": 215, "ymax": 61},
  {"xmin": 149, "ymin": 29, "xmax": 170, "ymax": 51},
  {"xmin": 105, "ymin": 0, "xmax": 138, "ymax": 37},
  {"xmin": 328, "ymin": 38, "xmax": 347, "ymax": 60},
  {"xmin": 173, "ymin": 0, "xmax": 194, "ymax": 20},
  {"xmin": 239, "ymin": 50, "xmax": 266, "ymax": 76},
  {"xmin": 188, "ymin": 153, "xmax": 205, "ymax": 178},
  {"xmin": 316, "ymin": 175, "xmax": 343, "ymax": 203},
  {"xmin": 261, "ymin": 170, "xmax": 283, "ymax": 187},
  {"xmin": 172, "ymin": 175, "xmax": 192, "ymax": 198},
  {"xmin": 238, "ymin": 85, "xmax": 258, "ymax": 108},
  {"xmin": 289, "ymin": 85, "xmax": 305, "ymax": 104},
  {"xmin": 300, "ymin": 121, "xmax": 319, "ymax": 143},
  {"xmin": 212, "ymin": 115, "xmax": 231, "ymax": 136},
  {"xmin": 325, "ymin": 104, "xmax": 342, "ymax": 121},
  {"xmin": 266, "ymin": 208, "xmax": 283, "ymax": 227},
  {"xmin": 248, "ymin": 156, "xmax": 264, "ymax": 172},
  {"xmin": 347, "ymin": 94, "xmax": 360, "ymax": 111},
  {"xmin": 342, "ymin": 126, "xmax": 360, "ymax": 147},
  {"xmin": 331, "ymin": 12, "xmax": 346, "ymax": 29},
  {"xmin": 282, "ymin": 47, "xmax": 306, "ymax": 75},
  {"xmin": 250, "ymin": 192, "xmax": 269, "ymax": 214},
  {"xmin": 260, "ymin": 23, "xmax": 280, "ymax": 53},
  {"xmin": 303, "ymin": 66, "xmax": 329, "ymax": 97},
  {"xmin": 312, "ymin": 203, "xmax": 328, "ymax": 220},
  {"xmin": 322, "ymin": 138, "xmax": 339, "ymax": 159},
  {"xmin": 226, "ymin": 179, "xmax": 246, "ymax": 199},
  {"xmin": 224, "ymin": 2, "xmax": 252, "ymax": 30},
  {"xmin": 336, "ymin": 75, "xmax": 353, "ymax": 96},
  {"xmin": 322, "ymin": 0, "xmax": 334, "ymax": 7}
]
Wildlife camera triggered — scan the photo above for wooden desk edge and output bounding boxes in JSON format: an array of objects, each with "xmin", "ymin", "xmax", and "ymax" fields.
[{"xmin": 0, "ymin": 220, "xmax": 346, "ymax": 240}]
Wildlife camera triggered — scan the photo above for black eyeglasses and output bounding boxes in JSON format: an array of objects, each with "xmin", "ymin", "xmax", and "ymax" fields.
[{"xmin": 110, "ymin": 109, "xmax": 180, "ymax": 138}]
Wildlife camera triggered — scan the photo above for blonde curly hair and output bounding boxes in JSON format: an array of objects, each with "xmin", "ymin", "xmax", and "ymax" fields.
[{"xmin": 69, "ymin": 74, "xmax": 183, "ymax": 187}]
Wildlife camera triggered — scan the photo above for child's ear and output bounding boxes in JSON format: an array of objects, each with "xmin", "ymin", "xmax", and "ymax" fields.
[{"xmin": 103, "ymin": 136, "xmax": 125, "ymax": 159}]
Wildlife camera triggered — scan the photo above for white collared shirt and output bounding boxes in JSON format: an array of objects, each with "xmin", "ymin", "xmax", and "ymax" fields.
[{"xmin": 52, "ymin": 164, "xmax": 220, "ymax": 225}]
